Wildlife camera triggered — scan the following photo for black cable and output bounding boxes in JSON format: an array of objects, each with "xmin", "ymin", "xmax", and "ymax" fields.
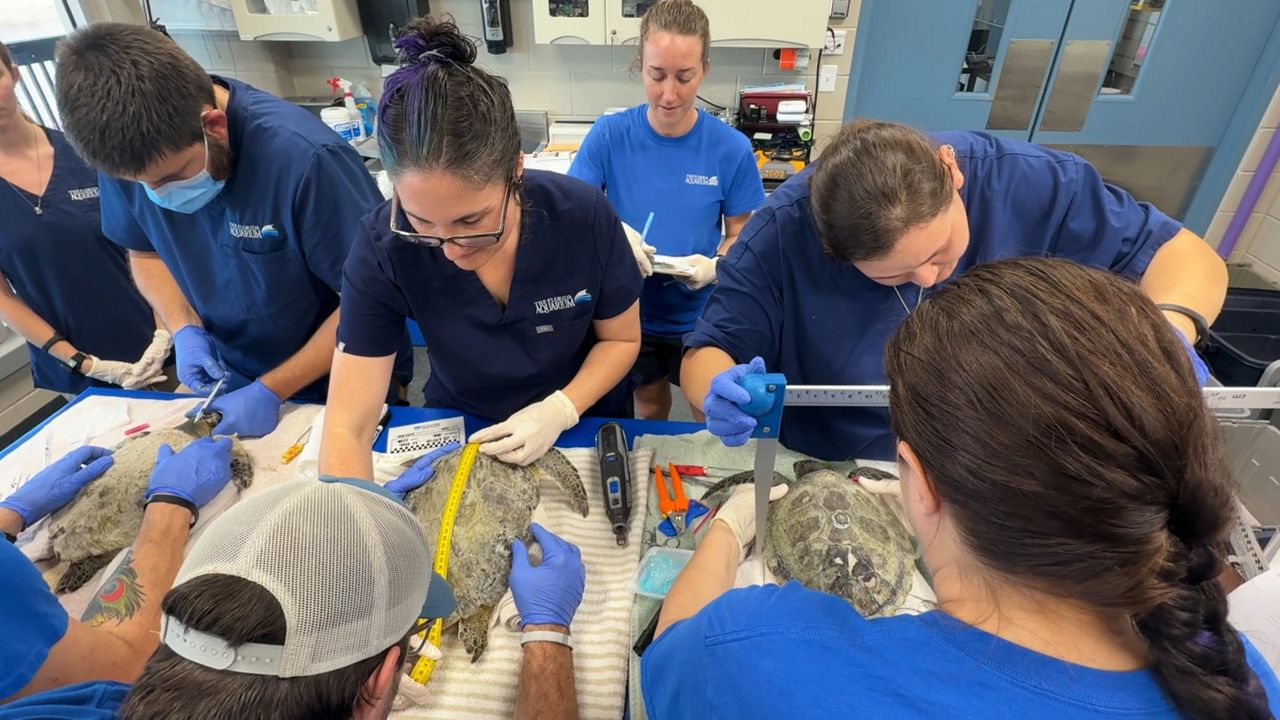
[
  {"xmin": 696, "ymin": 94, "xmax": 727, "ymax": 111},
  {"xmin": 811, "ymin": 46, "xmax": 823, "ymax": 134}
]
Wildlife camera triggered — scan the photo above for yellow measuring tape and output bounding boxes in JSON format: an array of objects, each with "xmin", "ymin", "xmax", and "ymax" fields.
[{"xmin": 409, "ymin": 442, "xmax": 479, "ymax": 685}]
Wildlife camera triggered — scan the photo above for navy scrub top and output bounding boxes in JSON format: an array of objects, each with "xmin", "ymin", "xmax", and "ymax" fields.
[
  {"xmin": 0, "ymin": 128, "xmax": 153, "ymax": 394},
  {"xmin": 98, "ymin": 76, "xmax": 410, "ymax": 402},
  {"xmin": 686, "ymin": 131, "xmax": 1184, "ymax": 461},
  {"xmin": 338, "ymin": 170, "xmax": 643, "ymax": 420}
]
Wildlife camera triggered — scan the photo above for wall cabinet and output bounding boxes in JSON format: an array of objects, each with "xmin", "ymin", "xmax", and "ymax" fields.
[
  {"xmin": 532, "ymin": 0, "xmax": 833, "ymax": 48},
  {"xmin": 227, "ymin": 0, "xmax": 363, "ymax": 41}
]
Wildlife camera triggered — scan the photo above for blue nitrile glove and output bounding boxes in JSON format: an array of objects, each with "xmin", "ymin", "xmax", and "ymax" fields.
[
  {"xmin": 1177, "ymin": 333, "xmax": 1210, "ymax": 387},
  {"xmin": 384, "ymin": 442, "xmax": 461, "ymax": 500},
  {"xmin": 145, "ymin": 436, "xmax": 234, "ymax": 507},
  {"xmin": 0, "ymin": 446, "xmax": 114, "ymax": 527},
  {"xmin": 509, "ymin": 523, "xmax": 586, "ymax": 628},
  {"xmin": 173, "ymin": 325, "xmax": 226, "ymax": 395},
  {"xmin": 196, "ymin": 380, "xmax": 283, "ymax": 438},
  {"xmin": 704, "ymin": 356, "xmax": 767, "ymax": 447}
]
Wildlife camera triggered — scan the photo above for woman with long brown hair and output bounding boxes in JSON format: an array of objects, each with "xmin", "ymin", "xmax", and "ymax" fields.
[{"xmin": 645, "ymin": 257, "xmax": 1278, "ymax": 719}]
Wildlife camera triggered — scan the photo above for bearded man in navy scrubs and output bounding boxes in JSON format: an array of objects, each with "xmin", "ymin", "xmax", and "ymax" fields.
[
  {"xmin": 682, "ymin": 120, "xmax": 1229, "ymax": 461},
  {"xmin": 54, "ymin": 24, "xmax": 409, "ymax": 438}
]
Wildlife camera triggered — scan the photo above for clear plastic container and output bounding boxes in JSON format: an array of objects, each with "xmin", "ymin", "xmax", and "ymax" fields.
[{"xmin": 634, "ymin": 546, "xmax": 693, "ymax": 599}]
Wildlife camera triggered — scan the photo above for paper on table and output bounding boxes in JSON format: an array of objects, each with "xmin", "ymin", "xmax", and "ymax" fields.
[
  {"xmin": 1229, "ymin": 567, "xmax": 1280, "ymax": 673},
  {"xmin": 650, "ymin": 254, "xmax": 696, "ymax": 277}
]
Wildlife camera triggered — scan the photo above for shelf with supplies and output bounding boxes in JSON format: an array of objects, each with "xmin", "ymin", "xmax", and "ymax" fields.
[{"xmin": 533, "ymin": 0, "xmax": 833, "ymax": 48}]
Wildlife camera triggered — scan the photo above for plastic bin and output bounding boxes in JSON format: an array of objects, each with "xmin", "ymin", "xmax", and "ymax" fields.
[
  {"xmin": 1202, "ymin": 287, "xmax": 1280, "ymax": 388},
  {"xmin": 1221, "ymin": 420, "xmax": 1280, "ymax": 527}
]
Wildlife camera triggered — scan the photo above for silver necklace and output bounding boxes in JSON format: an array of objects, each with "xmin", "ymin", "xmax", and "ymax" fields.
[
  {"xmin": 893, "ymin": 284, "xmax": 922, "ymax": 316},
  {"xmin": 1, "ymin": 123, "xmax": 45, "ymax": 216}
]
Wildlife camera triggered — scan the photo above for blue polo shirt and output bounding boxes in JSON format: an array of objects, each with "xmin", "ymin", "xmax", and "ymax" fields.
[
  {"xmin": 98, "ymin": 76, "xmax": 407, "ymax": 402},
  {"xmin": 569, "ymin": 106, "xmax": 764, "ymax": 336},
  {"xmin": 0, "ymin": 681, "xmax": 128, "ymax": 719},
  {"xmin": 1, "ymin": 538, "xmax": 70, "ymax": 699},
  {"xmin": 643, "ymin": 582, "xmax": 1280, "ymax": 720},
  {"xmin": 0, "ymin": 128, "xmax": 154, "ymax": 394},
  {"xmin": 686, "ymin": 131, "xmax": 1183, "ymax": 460},
  {"xmin": 338, "ymin": 170, "xmax": 642, "ymax": 420}
]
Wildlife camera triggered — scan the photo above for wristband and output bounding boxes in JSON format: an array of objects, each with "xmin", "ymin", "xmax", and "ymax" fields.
[
  {"xmin": 145, "ymin": 494, "xmax": 199, "ymax": 527},
  {"xmin": 3, "ymin": 530, "xmax": 16, "ymax": 543},
  {"xmin": 520, "ymin": 630, "xmax": 574, "ymax": 650},
  {"xmin": 41, "ymin": 333, "xmax": 68, "ymax": 352},
  {"xmin": 1156, "ymin": 303, "xmax": 1209, "ymax": 346}
]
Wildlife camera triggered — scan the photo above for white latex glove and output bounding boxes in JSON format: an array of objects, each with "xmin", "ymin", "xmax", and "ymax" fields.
[
  {"xmin": 83, "ymin": 355, "xmax": 167, "ymax": 389},
  {"xmin": 134, "ymin": 329, "xmax": 172, "ymax": 379},
  {"xmin": 621, "ymin": 222, "xmax": 655, "ymax": 278},
  {"xmin": 675, "ymin": 254, "xmax": 717, "ymax": 291},
  {"xmin": 471, "ymin": 391, "xmax": 580, "ymax": 466},
  {"xmin": 714, "ymin": 482, "xmax": 789, "ymax": 549}
]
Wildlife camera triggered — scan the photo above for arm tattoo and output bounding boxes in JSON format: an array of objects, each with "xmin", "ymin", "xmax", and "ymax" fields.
[{"xmin": 80, "ymin": 550, "xmax": 146, "ymax": 627}]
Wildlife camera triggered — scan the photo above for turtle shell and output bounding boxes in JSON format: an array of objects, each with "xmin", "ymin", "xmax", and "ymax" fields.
[{"xmin": 764, "ymin": 465, "xmax": 913, "ymax": 617}]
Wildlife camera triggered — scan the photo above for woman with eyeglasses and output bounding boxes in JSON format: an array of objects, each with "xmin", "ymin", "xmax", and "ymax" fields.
[{"xmin": 319, "ymin": 18, "xmax": 642, "ymax": 472}]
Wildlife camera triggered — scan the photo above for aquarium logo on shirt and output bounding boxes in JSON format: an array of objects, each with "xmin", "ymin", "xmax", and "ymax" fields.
[
  {"xmin": 685, "ymin": 173, "xmax": 719, "ymax": 187},
  {"xmin": 229, "ymin": 222, "xmax": 280, "ymax": 239},
  {"xmin": 535, "ymin": 289, "xmax": 591, "ymax": 314},
  {"xmin": 67, "ymin": 186, "xmax": 100, "ymax": 201}
]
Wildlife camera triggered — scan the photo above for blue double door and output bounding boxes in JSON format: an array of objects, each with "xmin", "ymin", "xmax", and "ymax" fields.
[{"xmin": 847, "ymin": 0, "xmax": 1280, "ymax": 232}]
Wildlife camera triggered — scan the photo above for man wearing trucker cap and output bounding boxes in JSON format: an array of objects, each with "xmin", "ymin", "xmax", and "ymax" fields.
[{"xmin": 0, "ymin": 479, "xmax": 587, "ymax": 719}]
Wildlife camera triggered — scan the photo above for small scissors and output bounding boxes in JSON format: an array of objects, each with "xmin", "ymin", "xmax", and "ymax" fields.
[{"xmin": 654, "ymin": 464, "xmax": 710, "ymax": 539}]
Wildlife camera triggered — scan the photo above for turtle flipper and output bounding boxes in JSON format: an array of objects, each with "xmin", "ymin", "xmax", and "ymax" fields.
[
  {"xmin": 702, "ymin": 470, "xmax": 791, "ymax": 504},
  {"xmin": 56, "ymin": 552, "xmax": 116, "ymax": 594},
  {"xmin": 459, "ymin": 605, "xmax": 494, "ymax": 662},
  {"xmin": 531, "ymin": 449, "xmax": 588, "ymax": 517}
]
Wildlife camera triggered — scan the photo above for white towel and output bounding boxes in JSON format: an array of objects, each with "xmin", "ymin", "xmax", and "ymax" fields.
[{"xmin": 392, "ymin": 447, "xmax": 652, "ymax": 720}]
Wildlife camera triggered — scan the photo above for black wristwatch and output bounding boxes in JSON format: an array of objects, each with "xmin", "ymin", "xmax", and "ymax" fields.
[{"xmin": 63, "ymin": 351, "xmax": 89, "ymax": 375}]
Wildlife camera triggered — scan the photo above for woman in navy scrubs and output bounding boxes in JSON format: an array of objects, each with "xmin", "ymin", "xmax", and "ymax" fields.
[
  {"xmin": 682, "ymin": 119, "xmax": 1229, "ymax": 461},
  {"xmin": 0, "ymin": 42, "xmax": 165, "ymax": 395},
  {"xmin": 320, "ymin": 18, "xmax": 641, "ymax": 473}
]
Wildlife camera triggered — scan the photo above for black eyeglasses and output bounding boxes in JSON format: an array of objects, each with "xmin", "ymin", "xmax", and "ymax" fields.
[{"xmin": 389, "ymin": 177, "xmax": 516, "ymax": 248}]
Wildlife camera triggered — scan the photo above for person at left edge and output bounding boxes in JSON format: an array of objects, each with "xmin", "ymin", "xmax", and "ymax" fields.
[
  {"xmin": 320, "ymin": 18, "xmax": 642, "ymax": 473},
  {"xmin": 0, "ymin": 439, "xmax": 235, "ymax": 715},
  {"xmin": 54, "ymin": 23, "xmax": 413, "ymax": 438},
  {"xmin": 0, "ymin": 41, "xmax": 169, "ymax": 395}
]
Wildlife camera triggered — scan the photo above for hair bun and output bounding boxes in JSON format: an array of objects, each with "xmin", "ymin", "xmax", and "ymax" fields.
[{"xmin": 394, "ymin": 17, "xmax": 478, "ymax": 68}]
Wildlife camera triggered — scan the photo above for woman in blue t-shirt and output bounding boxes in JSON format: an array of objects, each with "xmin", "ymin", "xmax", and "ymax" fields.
[
  {"xmin": 320, "ymin": 19, "xmax": 641, "ymax": 473},
  {"xmin": 644, "ymin": 257, "xmax": 1279, "ymax": 720},
  {"xmin": 0, "ymin": 42, "xmax": 167, "ymax": 394},
  {"xmin": 569, "ymin": 0, "xmax": 765, "ymax": 420}
]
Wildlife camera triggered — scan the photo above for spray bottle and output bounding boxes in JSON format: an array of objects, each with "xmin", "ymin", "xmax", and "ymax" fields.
[
  {"xmin": 327, "ymin": 77, "xmax": 365, "ymax": 141},
  {"xmin": 352, "ymin": 81, "xmax": 377, "ymax": 138}
]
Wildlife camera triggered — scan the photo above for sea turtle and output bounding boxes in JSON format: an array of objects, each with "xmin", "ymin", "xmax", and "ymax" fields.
[
  {"xmin": 704, "ymin": 461, "xmax": 914, "ymax": 617},
  {"xmin": 47, "ymin": 415, "xmax": 254, "ymax": 594},
  {"xmin": 402, "ymin": 447, "xmax": 587, "ymax": 662}
]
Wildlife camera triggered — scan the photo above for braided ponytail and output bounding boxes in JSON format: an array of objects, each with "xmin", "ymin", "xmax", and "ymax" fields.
[
  {"xmin": 884, "ymin": 257, "xmax": 1273, "ymax": 720},
  {"xmin": 1135, "ymin": 539, "xmax": 1272, "ymax": 718}
]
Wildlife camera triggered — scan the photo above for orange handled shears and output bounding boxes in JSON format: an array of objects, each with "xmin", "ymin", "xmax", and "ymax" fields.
[{"xmin": 654, "ymin": 464, "xmax": 709, "ymax": 538}]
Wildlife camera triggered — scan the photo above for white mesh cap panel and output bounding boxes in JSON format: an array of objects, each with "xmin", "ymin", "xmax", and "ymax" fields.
[{"xmin": 174, "ymin": 481, "xmax": 433, "ymax": 677}]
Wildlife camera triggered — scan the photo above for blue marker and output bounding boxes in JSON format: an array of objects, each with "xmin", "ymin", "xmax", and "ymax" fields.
[{"xmin": 640, "ymin": 211, "xmax": 655, "ymax": 245}]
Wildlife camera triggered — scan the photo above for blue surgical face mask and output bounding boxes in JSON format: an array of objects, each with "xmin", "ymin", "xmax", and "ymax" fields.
[{"xmin": 143, "ymin": 134, "xmax": 225, "ymax": 214}]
